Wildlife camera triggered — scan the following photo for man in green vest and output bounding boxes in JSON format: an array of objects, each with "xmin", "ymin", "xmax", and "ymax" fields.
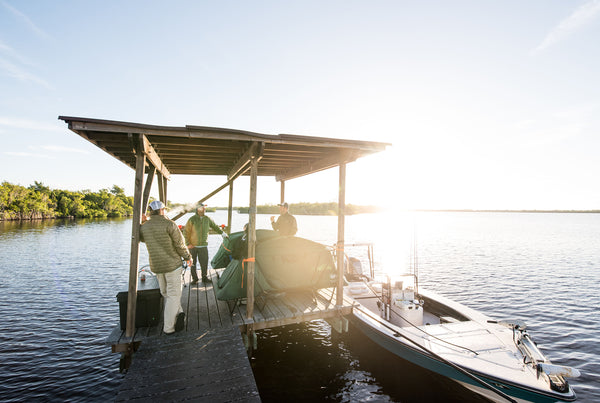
[
  {"xmin": 140, "ymin": 200, "xmax": 192, "ymax": 334},
  {"xmin": 184, "ymin": 204, "xmax": 225, "ymax": 284}
]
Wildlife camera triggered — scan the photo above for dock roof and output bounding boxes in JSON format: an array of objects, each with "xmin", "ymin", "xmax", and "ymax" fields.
[{"xmin": 58, "ymin": 116, "xmax": 389, "ymax": 182}]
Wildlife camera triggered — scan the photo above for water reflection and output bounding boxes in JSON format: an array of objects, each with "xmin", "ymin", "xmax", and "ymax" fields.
[
  {"xmin": 0, "ymin": 212, "xmax": 598, "ymax": 402},
  {"xmin": 252, "ymin": 320, "xmax": 489, "ymax": 403},
  {"xmin": 0, "ymin": 217, "xmax": 130, "ymax": 237}
]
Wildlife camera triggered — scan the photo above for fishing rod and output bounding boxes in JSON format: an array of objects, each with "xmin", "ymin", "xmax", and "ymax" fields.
[
  {"xmin": 344, "ymin": 242, "xmax": 514, "ymax": 401},
  {"xmin": 181, "ymin": 260, "xmax": 189, "ymax": 287},
  {"xmin": 353, "ymin": 305, "xmax": 517, "ymax": 403},
  {"xmin": 360, "ymin": 278, "xmax": 479, "ymax": 356},
  {"xmin": 340, "ymin": 243, "xmax": 482, "ymax": 355}
]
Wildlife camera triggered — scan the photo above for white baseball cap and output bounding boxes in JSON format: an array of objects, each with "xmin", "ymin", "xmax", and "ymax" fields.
[{"xmin": 149, "ymin": 200, "xmax": 165, "ymax": 211}]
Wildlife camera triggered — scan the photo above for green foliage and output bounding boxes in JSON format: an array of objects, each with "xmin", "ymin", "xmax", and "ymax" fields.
[
  {"xmin": 0, "ymin": 181, "xmax": 134, "ymax": 220},
  {"xmin": 240, "ymin": 202, "xmax": 382, "ymax": 216}
]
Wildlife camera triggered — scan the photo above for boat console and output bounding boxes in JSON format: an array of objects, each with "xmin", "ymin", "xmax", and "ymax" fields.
[{"xmin": 381, "ymin": 279, "xmax": 424, "ymax": 327}]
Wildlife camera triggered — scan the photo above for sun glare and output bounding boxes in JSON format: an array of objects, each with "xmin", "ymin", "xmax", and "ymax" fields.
[{"xmin": 368, "ymin": 211, "xmax": 417, "ymax": 280}]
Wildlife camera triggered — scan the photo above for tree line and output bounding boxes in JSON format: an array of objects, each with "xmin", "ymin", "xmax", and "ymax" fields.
[
  {"xmin": 236, "ymin": 202, "xmax": 382, "ymax": 215},
  {"xmin": 0, "ymin": 180, "xmax": 383, "ymax": 221},
  {"xmin": 0, "ymin": 181, "xmax": 134, "ymax": 220}
]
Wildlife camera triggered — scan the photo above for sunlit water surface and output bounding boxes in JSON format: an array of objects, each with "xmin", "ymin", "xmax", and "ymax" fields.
[{"xmin": 0, "ymin": 212, "xmax": 597, "ymax": 402}]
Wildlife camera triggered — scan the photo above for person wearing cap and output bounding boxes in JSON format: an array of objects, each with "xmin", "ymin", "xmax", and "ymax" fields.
[
  {"xmin": 140, "ymin": 200, "xmax": 192, "ymax": 335},
  {"xmin": 270, "ymin": 202, "xmax": 297, "ymax": 236},
  {"xmin": 184, "ymin": 204, "xmax": 225, "ymax": 284}
]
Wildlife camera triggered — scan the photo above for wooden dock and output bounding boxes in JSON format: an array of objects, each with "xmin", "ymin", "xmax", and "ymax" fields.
[
  {"xmin": 62, "ymin": 116, "xmax": 386, "ymax": 402},
  {"xmin": 115, "ymin": 327, "xmax": 260, "ymax": 402},
  {"xmin": 108, "ymin": 268, "xmax": 356, "ymax": 401}
]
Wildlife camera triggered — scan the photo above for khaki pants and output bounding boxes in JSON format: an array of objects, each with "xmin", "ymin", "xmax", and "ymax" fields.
[{"xmin": 156, "ymin": 267, "xmax": 183, "ymax": 333}]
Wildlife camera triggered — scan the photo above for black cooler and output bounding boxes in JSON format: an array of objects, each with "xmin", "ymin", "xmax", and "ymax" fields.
[{"xmin": 117, "ymin": 274, "xmax": 162, "ymax": 330}]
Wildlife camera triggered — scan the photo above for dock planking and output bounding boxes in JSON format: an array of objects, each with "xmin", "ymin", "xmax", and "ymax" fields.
[
  {"xmin": 107, "ymin": 267, "xmax": 355, "ymax": 401},
  {"xmin": 106, "ymin": 270, "xmax": 354, "ymax": 347},
  {"xmin": 115, "ymin": 326, "xmax": 260, "ymax": 402}
]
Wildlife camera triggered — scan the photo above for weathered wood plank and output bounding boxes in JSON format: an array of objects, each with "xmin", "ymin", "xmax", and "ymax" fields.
[
  {"xmin": 317, "ymin": 287, "xmax": 341, "ymax": 305},
  {"xmin": 106, "ymin": 325, "xmax": 123, "ymax": 345},
  {"xmin": 264, "ymin": 293, "xmax": 295, "ymax": 320},
  {"xmin": 228, "ymin": 301, "xmax": 247, "ymax": 327},
  {"xmin": 308, "ymin": 290, "xmax": 335, "ymax": 312},
  {"xmin": 318, "ymin": 287, "xmax": 356, "ymax": 307},
  {"xmin": 253, "ymin": 296, "xmax": 278, "ymax": 322},
  {"xmin": 204, "ymin": 271, "xmax": 223, "ymax": 328},
  {"xmin": 116, "ymin": 327, "xmax": 259, "ymax": 402},
  {"xmin": 297, "ymin": 291, "xmax": 325, "ymax": 314},
  {"xmin": 195, "ymin": 280, "xmax": 211, "ymax": 330},
  {"xmin": 183, "ymin": 264, "xmax": 198, "ymax": 331},
  {"xmin": 133, "ymin": 326, "xmax": 151, "ymax": 341},
  {"xmin": 286, "ymin": 291, "xmax": 319, "ymax": 315},
  {"xmin": 249, "ymin": 297, "xmax": 267, "ymax": 324},
  {"xmin": 187, "ymin": 282, "xmax": 202, "ymax": 331}
]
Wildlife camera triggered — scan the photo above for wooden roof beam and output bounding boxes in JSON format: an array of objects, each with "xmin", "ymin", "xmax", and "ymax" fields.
[
  {"xmin": 62, "ymin": 117, "xmax": 187, "ymax": 137},
  {"xmin": 275, "ymin": 150, "xmax": 357, "ymax": 182},
  {"xmin": 227, "ymin": 141, "xmax": 265, "ymax": 181},
  {"xmin": 59, "ymin": 116, "xmax": 390, "ymax": 178},
  {"xmin": 141, "ymin": 135, "xmax": 171, "ymax": 180},
  {"xmin": 170, "ymin": 145, "xmax": 264, "ymax": 222}
]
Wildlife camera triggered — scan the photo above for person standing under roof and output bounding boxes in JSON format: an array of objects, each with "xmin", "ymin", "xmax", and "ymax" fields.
[
  {"xmin": 140, "ymin": 200, "xmax": 192, "ymax": 335},
  {"xmin": 270, "ymin": 202, "xmax": 297, "ymax": 236},
  {"xmin": 184, "ymin": 204, "xmax": 226, "ymax": 284}
]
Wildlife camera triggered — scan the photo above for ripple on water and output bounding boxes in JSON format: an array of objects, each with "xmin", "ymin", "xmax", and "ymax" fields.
[{"xmin": 1, "ymin": 213, "xmax": 599, "ymax": 402}]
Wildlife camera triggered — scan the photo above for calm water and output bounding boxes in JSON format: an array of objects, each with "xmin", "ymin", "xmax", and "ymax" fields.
[{"xmin": 0, "ymin": 212, "xmax": 598, "ymax": 402}]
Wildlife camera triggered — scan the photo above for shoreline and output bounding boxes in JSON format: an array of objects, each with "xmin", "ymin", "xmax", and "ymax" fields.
[{"xmin": 2, "ymin": 209, "xmax": 599, "ymax": 222}]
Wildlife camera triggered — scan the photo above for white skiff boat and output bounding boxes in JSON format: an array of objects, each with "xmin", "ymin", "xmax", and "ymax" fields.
[{"xmin": 343, "ymin": 255, "xmax": 579, "ymax": 403}]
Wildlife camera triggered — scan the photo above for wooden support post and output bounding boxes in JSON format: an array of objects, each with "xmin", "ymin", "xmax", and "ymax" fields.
[
  {"xmin": 280, "ymin": 180, "xmax": 285, "ymax": 203},
  {"xmin": 126, "ymin": 135, "xmax": 146, "ymax": 338},
  {"xmin": 227, "ymin": 181, "xmax": 234, "ymax": 234},
  {"xmin": 246, "ymin": 155, "xmax": 258, "ymax": 320},
  {"xmin": 157, "ymin": 173, "xmax": 166, "ymax": 204},
  {"xmin": 142, "ymin": 165, "xmax": 156, "ymax": 214},
  {"xmin": 336, "ymin": 163, "xmax": 346, "ymax": 307},
  {"xmin": 162, "ymin": 175, "xmax": 168, "ymax": 204},
  {"xmin": 325, "ymin": 316, "xmax": 349, "ymax": 334},
  {"xmin": 242, "ymin": 325, "xmax": 258, "ymax": 356}
]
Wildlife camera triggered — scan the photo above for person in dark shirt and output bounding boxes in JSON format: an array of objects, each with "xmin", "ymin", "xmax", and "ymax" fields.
[{"xmin": 270, "ymin": 202, "xmax": 297, "ymax": 236}]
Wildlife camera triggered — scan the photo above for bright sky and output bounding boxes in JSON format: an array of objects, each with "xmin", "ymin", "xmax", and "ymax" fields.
[{"xmin": 1, "ymin": 1, "xmax": 599, "ymax": 210}]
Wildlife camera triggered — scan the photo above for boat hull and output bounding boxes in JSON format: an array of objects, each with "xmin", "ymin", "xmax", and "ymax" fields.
[{"xmin": 348, "ymin": 295, "xmax": 577, "ymax": 403}]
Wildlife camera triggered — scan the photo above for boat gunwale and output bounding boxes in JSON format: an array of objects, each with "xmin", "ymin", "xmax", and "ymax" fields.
[{"xmin": 347, "ymin": 287, "xmax": 577, "ymax": 402}]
